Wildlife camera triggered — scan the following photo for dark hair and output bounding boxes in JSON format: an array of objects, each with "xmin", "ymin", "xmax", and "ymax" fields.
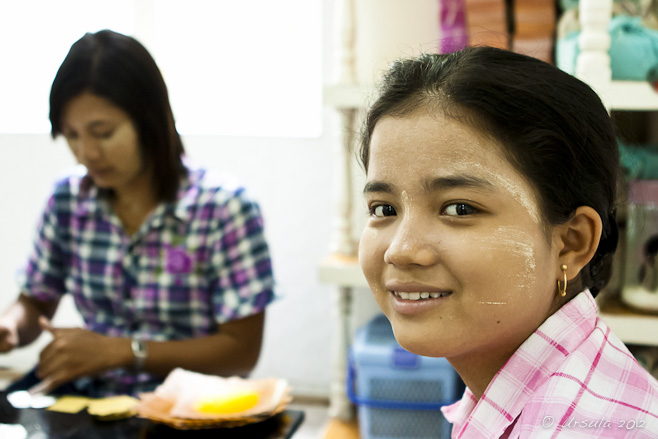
[
  {"xmin": 50, "ymin": 29, "xmax": 185, "ymax": 202},
  {"xmin": 360, "ymin": 46, "xmax": 619, "ymax": 297}
]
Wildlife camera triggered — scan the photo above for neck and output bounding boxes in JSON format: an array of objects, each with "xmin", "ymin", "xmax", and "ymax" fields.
[
  {"xmin": 113, "ymin": 182, "xmax": 156, "ymax": 208},
  {"xmin": 447, "ymin": 339, "xmax": 524, "ymax": 401},
  {"xmin": 113, "ymin": 164, "xmax": 157, "ymax": 203},
  {"xmin": 110, "ymin": 171, "xmax": 159, "ymax": 235}
]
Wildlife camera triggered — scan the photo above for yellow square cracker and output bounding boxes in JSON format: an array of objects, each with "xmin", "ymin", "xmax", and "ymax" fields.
[
  {"xmin": 47, "ymin": 396, "xmax": 92, "ymax": 414},
  {"xmin": 87, "ymin": 395, "xmax": 139, "ymax": 419}
]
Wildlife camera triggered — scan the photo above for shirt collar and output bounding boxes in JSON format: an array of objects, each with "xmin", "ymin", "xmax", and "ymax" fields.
[
  {"xmin": 135, "ymin": 168, "xmax": 198, "ymax": 232},
  {"xmin": 442, "ymin": 388, "xmax": 477, "ymax": 424},
  {"xmin": 72, "ymin": 166, "xmax": 197, "ymax": 225},
  {"xmin": 171, "ymin": 167, "xmax": 198, "ymax": 223},
  {"xmin": 73, "ymin": 179, "xmax": 105, "ymax": 219},
  {"xmin": 443, "ymin": 290, "xmax": 598, "ymax": 437}
]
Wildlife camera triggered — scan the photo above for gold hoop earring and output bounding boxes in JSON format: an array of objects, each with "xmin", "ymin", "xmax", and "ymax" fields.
[{"xmin": 557, "ymin": 264, "xmax": 568, "ymax": 297}]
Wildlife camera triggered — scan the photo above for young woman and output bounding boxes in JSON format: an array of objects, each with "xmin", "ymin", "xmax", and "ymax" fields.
[
  {"xmin": 358, "ymin": 46, "xmax": 658, "ymax": 437},
  {"xmin": 0, "ymin": 30, "xmax": 276, "ymax": 397}
]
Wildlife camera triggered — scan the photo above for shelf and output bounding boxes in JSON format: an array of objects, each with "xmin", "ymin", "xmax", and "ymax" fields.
[
  {"xmin": 323, "ymin": 84, "xmax": 372, "ymax": 109},
  {"xmin": 324, "ymin": 80, "xmax": 658, "ymax": 112},
  {"xmin": 596, "ymin": 81, "xmax": 658, "ymax": 111},
  {"xmin": 318, "ymin": 254, "xmax": 369, "ymax": 288},
  {"xmin": 598, "ymin": 297, "xmax": 658, "ymax": 346}
]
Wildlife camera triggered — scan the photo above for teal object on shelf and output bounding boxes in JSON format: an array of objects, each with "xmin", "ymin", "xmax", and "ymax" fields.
[
  {"xmin": 559, "ymin": 0, "xmax": 579, "ymax": 10},
  {"xmin": 556, "ymin": 15, "xmax": 658, "ymax": 81},
  {"xmin": 619, "ymin": 141, "xmax": 658, "ymax": 180},
  {"xmin": 559, "ymin": 1, "xmax": 645, "ymax": 12}
]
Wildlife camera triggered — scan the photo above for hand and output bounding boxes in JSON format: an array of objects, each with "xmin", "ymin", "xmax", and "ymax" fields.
[
  {"xmin": 0, "ymin": 323, "xmax": 18, "ymax": 353},
  {"xmin": 36, "ymin": 317, "xmax": 127, "ymax": 392}
]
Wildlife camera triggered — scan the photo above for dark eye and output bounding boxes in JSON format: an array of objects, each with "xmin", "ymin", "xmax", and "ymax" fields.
[
  {"xmin": 444, "ymin": 203, "xmax": 477, "ymax": 216},
  {"xmin": 63, "ymin": 131, "xmax": 78, "ymax": 140},
  {"xmin": 94, "ymin": 130, "xmax": 114, "ymax": 139},
  {"xmin": 370, "ymin": 204, "xmax": 396, "ymax": 217}
]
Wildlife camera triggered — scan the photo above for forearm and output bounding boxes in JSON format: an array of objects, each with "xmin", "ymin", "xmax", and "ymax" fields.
[
  {"xmin": 35, "ymin": 329, "xmax": 261, "ymax": 390},
  {"xmin": 34, "ymin": 312, "xmax": 265, "ymax": 391},
  {"xmin": 0, "ymin": 294, "xmax": 58, "ymax": 347},
  {"xmin": 138, "ymin": 332, "xmax": 260, "ymax": 378},
  {"xmin": 137, "ymin": 312, "xmax": 265, "ymax": 378}
]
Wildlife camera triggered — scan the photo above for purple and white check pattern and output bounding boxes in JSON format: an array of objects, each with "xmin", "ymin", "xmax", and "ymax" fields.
[
  {"xmin": 442, "ymin": 291, "xmax": 658, "ymax": 438},
  {"xmin": 20, "ymin": 163, "xmax": 275, "ymax": 396}
]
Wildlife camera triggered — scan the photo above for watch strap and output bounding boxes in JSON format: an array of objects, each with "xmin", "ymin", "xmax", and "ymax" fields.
[{"xmin": 131, "ymin": 337, "xmax": 148, "ymax": 372}]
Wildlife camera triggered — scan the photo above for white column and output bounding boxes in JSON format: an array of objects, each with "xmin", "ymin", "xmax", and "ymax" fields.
[
  {"xmin": 329, "ymin": 286, "xmax": 355, "ymax": 419},
  {"xmin": 330, "ymin": 109, "xmax": 358, "ymax": 256},
  {"xmin": 334, "ymin": 0, "xmax": 356, "ymax": 85},
  {"xmin": 576, "ymin": 0, "xmax": 612, "ymax": 88},
  {"xmin": 328, "ymin": 0, "xmax": 358, "ymax": 421},
  {"xmin": 329, "ymin": 0, "xmax": 358, "ymax": 257}
]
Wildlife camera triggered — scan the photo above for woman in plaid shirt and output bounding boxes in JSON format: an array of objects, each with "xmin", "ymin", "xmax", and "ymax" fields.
[
  {"xmin": 358, "ymin": 47, "xmax": 658, "ymax": 437},
  {"xmin": 0, "ymin": 30, "xmax": 276, "ymax": 397}
]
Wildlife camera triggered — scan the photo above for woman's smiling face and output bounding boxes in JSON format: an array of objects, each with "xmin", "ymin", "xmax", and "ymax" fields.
[{"xmin": 359, "ymin": 110, "xmax": 562, "ymax": 366}]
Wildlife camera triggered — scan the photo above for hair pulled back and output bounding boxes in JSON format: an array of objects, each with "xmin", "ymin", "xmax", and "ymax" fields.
[{"xmin": 360, "ymin": 46, "xmax": 619, "ymax": 297}]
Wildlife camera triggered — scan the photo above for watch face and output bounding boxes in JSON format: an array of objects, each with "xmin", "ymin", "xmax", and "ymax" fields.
[{"xmin": 132, "ymin": 339, "xmax": 148, "ymax": 371}]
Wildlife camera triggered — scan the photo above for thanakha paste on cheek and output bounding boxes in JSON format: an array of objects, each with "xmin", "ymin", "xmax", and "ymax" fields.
[{"xmin": 473, "ymin": 226, "xmax": 538, "ymax": 294}]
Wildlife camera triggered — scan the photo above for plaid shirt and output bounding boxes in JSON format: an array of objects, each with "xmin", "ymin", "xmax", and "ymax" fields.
[
  {"xmin": 442, "ymin": 291, "xmax": 658, "ymax": 438},
  {"xmin": 20, "ymin": 162, "xmax": 276, "ymax": 396}
]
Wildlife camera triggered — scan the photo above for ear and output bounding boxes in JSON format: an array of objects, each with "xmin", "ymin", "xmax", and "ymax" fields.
[{"xmin": 555, "ymin": 206, "xmax": 603, "ymax": 282}]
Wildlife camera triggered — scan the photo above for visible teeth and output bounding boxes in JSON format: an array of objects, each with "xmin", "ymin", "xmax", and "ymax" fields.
[{"xmin": 394, "ymin": 291, "xmax": 448, "ymax": 300}]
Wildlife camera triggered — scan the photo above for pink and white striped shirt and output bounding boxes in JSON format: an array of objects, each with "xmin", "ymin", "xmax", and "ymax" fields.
[{"xmin": 441, "ymin": 290, "xmax": 658, "ymax": 438}]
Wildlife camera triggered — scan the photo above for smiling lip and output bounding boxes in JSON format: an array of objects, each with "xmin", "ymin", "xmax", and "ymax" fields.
[{"xmin": 385, "ymin": 282, "xmax": 453, "ymax": 315}]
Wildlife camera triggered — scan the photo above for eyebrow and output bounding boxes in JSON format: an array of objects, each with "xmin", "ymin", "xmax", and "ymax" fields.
[
  {"xmin": 61, "ymin": 119, "xmax": 112, "ymax": 133},
  {"xmin": 363, "ymin": 181, "xmax": 394, "ymax": 194},
  {"xmin": 425, "ymin": 175, "xmax": 494, "ymax": 192},
  {"xmin": 87, "ymin": 120, "xmax": 113, "ymax": 130},
  {"xmin": 363, "ymin": 175, "xmax": 494, "ymax": 195}
]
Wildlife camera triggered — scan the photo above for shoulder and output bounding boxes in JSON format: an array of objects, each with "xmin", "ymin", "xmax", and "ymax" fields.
[
  {"xmin": 183, "ymin": 161, "xmax": 261, "ymax": 212},
  {"xmin": 519, "ymin": 321, "xmax": 658, "ymax": 434},
  {"xmin": 47, "ymin": 165, "xmax": 93, "ymax": 211}
]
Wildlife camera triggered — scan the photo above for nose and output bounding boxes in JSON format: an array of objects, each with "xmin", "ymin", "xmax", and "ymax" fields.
[
  {"xmin": 383, "ymin": 216, "xmax": 440, "ymax": 268},
  {"xmin": 70, "ymin": 136, "xmax": 102, "ymax": 163}
]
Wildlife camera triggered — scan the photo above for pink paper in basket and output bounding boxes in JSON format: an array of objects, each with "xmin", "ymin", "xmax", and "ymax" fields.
[{"xmin": 141, "ymin": 368, "xmax": 289, "ymax": 420}]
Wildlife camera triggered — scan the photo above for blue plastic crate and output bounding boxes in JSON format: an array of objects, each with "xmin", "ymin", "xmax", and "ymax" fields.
[{"xmin": 348, "ymin": 314, "xmax": 462, "ymax": 439}]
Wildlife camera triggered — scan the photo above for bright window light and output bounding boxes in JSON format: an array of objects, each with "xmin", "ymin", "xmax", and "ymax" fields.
[
  {"xmin": 0, "ymin": 0, "xmax": 322, "ymax": 138},
  {"xmin": 0, "ymin": 0, "xmax": 134, "ymax": 134},
  {"xmin": 149, "ymin": 0, "xmax": 322, "ymax": 137}
]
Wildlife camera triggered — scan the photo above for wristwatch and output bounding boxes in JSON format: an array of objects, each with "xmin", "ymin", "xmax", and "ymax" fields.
[{"xmin": 131, "ymin": 337, "xmax": 148, "ymax": 372}]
